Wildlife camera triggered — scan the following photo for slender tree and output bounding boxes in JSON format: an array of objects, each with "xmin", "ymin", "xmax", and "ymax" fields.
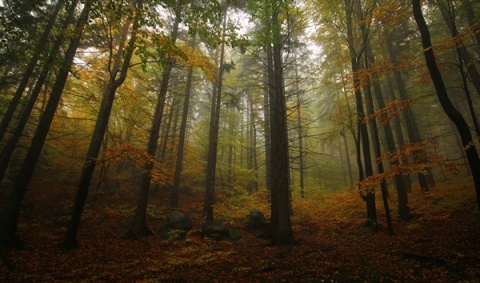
[
  {"xmin": 344, "ymin": 0, "xmax": 376, "ymax": 224},
  {"xmin": 0, "ymin": 0, "xmax": 78, "ymax": 181},
  {"xmin": 125, "ymin": 2, "xmax": 181, "ymax": 239},
  {"xmin": 62, "ymin": 0, "xmax": 143, "ymax": 251},
  {"xmin": 204, "ymin": 8, "xmax": 227, "ymax": 223},
  {"xmin": 0, "ymin": 0, "xmax": 92, "ymax": 267},
  {"xmin": 437, "ymin": 0, "xmax": 480, "ymax": 134},
  {"xmin": 0, "ymin": 0, "xmax": 64, "ymax": 141},
  {"xmin": 412, "ymin": 0, "xmax": 480, "ymax": 208},
  {"xmin": 171, "ymin": 35, "xmax": 196, "ymax": 208}
]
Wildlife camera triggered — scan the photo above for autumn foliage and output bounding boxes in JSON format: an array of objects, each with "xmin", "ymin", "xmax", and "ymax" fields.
[{"xmin": 1, "ymin": 176, "xmax": 479, "ymax": 282}]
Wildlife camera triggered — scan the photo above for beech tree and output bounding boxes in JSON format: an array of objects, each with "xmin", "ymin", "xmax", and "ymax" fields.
[{"xmin": 412, "ymin": 0, "xmax": 480, "ymax": 209}]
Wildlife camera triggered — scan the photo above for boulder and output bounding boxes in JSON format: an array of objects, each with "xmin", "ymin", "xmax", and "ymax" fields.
[
  {"xmin": 246, "ymin": 210, "xmax": 270, "ymax": 239},
  {"xmin": 159, "ymin": 211, "xmax": 192, "ymax": 239},
  {"xmin": 201, "ymin": 222, "xmax": 229, "ymax": 240}
]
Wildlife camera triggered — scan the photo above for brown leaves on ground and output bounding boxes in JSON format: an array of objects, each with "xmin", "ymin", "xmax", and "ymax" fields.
[{"xmin": 1, "ymin": 178, "xmax": 480, "ymax": 282}]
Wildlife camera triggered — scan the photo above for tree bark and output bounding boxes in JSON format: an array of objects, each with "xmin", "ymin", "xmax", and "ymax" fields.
[
  {"xmin": 438, "ymin": 0, "xmax": 480, "ymax": 134},
  {"xmin": 412, "ymin": 0, "xmax": 480, "ymax": 209},
  {"xmin": 62, "ymin": 9, "xmax": 140, "ymax": 250},
  {"xmin": 344, "ymin": 0, "xmax": 376, "ymax": 223},
  {"xmin": 0, "ymin": 0, "xmax": 77, "ymax": 181},
  {"xmin": 269, "ymin": 5, "xmax": 294, "ymax": 245},
  {"xmin": 367, "ymin": 49, "xmax": 409, "ymax": 222},
  {"xmin": 125, "ymin": 3, "xmax": 181, "ymax": 239},
  {"xmin": 204, "ymin": 10, "xmax": 227, "ymax": 223},
  {"xmin": 170, "ymin": 36, "xmax": 196, "ymax": 208},
  {"xmin": 386, "ymin": 34, "xmax": 430, "ymax": 192},
  {"xmin": 0, "ymin": 0, "xmax": 92, "ymax": 264}
]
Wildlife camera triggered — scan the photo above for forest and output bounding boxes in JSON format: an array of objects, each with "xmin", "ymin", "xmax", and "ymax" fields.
[{"xmin": 1, "ymin": 0, "xmax": 480, "ymax": 281}]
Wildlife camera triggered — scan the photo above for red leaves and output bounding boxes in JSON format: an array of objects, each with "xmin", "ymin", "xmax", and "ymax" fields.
[{"xmin": 2, "ymin": 179, "xmax": 480, "ymax": 282}]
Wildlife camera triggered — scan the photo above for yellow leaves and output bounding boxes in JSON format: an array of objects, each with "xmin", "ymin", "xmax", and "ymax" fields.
[
  {"xmin": 148, "ymin": 33, "xmax": 216, "ymax": 82},
  {"xmin": 172, "ymin": 43, "xmax": 216, "ymax": 82}
]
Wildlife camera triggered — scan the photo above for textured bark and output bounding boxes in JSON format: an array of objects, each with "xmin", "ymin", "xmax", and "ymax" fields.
[
  {"xmin": 0, "ymin": 0, "xmax": 92, "ymax": 260},
  {"xmin": 412, "ymin": 0, "xmax": 480, "ymax": 208},
  {"xmin": 265, "ymin": 48, "xmax": 275, "ymax": 196},
  {"xmin": 269, "ymin": 6, "xmax": 294, "ymax": 245}
]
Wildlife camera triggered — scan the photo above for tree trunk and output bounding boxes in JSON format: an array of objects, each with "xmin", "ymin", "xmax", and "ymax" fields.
[
  {"xmin": 344, "ymin": 0, "xmax": 376, "ymax": 224},
  {"xmin": 386, "ymin": 34, "xmax": 430, "ymax": 192},
  {"xmin": 62, "ymin": 11, "xmax": 140, "ymax": 251},
  {"xmin": 367, "ymin": 49, "xmax": 409, "ymax": 221},
  {"xmin": 412, "ymin": 0, "xmax": 480, "ymax": 209},
  {"xmin": 204, "ymin": 10, "xmax": 227, "ymax": 223},
  {"xmin": 363, "ymin": 55, "xmax": 394, "ymax": 234},
  {"xmin": 125, "ymin": 3, "xmax": 181, "ymax": 239},
  {"xmin": 264, "ymin": 48, "xmax": 274, "ymax": 198},
  {"xmin": 0, "ymin": 0, "xmax": 77, "ymax": 182},
  {"xmin": 170, "ymin": 36, "xmax": 196, "ymax": 208},
  {"xmin": 340, "ymin": 128, "xmax": 354, "ymax": 188},
  {"xmin": 0, "ymin": 0, "xmax": 92, "ymax": 265},
  {"xmin": 438, "ymin": 0, "xmax": 480, "ymax": 134},
  {"xmin": 294, "ymin": 53, "xmax": 305, "ymax": 198},
  {"xmin": 0, "ymin": 0, "xmax": 64, "ymax": 141},
  {"xmin": 459, "ymin": 0, "xmax": 480, "ymax": 51},
  {"xmin": 269, "ymin": 6, "xmax": 294, "ymax": 245}
]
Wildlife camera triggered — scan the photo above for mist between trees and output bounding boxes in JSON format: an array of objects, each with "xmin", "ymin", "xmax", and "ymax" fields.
[{"xmin": 0, "ymin": 0, "xmax": 480, "ymax": 279}]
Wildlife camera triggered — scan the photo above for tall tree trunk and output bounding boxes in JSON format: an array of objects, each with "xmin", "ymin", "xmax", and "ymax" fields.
[
  {"xmin": 438, "ymin": 0, "xmax": 480, "ymax": 133},
  {"xmin": 363, "ymin": 56, "xmax": 394, "ymax": 234},
  {"xmin": 62, "ymin": 9, "xmax": 140, "ymax": 250},
  {"xmin": 412, "ymin": 0, "xmax": 480, "ymax": 209},
  {"xmin": 249, "ymin": 95, "xmax": 259, "ymax": 192},
  {"xmin": 0, "ymin": 0, "xmax": 92, "ymax": 266},
  {"xmin": 386, "ymin": 74, "xmax": 412, "ymax": 192},
  {"xmin": 294, "ymin": 53, "xmax": 305, "ymax": 198},
  {"xmin": 344, "ymin": 0, "xmax": 376, "ymax": 224},
  {"xmin": 0, "ymin": 0, "xmax": 77, "ymax": 181},
  {"xmin": 459, "ymin": 0, "xmax": 480, "ymax": 51},
  {"xmin": 439, "ymin": 0, "xmax": 480, "ymax": 96},
  {"xmin": 204, "ymin": 10, "xmax": 227, "ymax": 223},
  {"xmin": 269, "ymin": 5, "xmax": 294, "ymax": 245},
  {"xmin": 386, "ymin": 34, "xmax": 430, "ymax": 192},
  {"xmin": 0, "ymin": 0, "xmax": 64, "ymax": 141},
  {"xmin": 340, "ymin": 128, "xmax": 354, "ymax": 188},
  {"xmin": 264, "ymin": 49, "xmax": 274, "ymax": 197},
  {"xmin": 170, "ymin": 36, "xmax": 196, "ymax": 208},
  {"xmin": 367, "ymin": 49, "xmax": 409, "ymax": 221},
  {"xmin": 125, "ymin": 4, "xmax": 181, "ymax": 239}
]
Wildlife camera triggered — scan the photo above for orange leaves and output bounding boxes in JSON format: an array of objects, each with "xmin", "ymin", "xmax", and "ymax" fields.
[
  {"xmin": 357, "ymin": 139, "xmax": 443, "ymax": 194},
  {"xmin": 365, "ymin": 99, "xmax": 411, "ymax": 127},
  {"xmin": 101, "ymin": 142, "xmax": 174, "ymax": 186}
]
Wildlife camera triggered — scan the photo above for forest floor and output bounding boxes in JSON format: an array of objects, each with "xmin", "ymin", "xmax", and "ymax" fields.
[{"xmin": 1, "ymin": 176, "xmax": 480, "ymax": 282}]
